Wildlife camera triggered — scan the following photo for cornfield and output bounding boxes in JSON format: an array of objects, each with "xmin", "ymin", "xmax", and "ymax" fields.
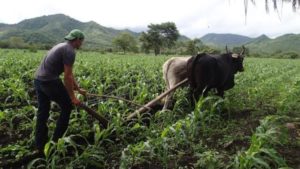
[{"xmin": 0, "ymin": 49, "xmax": 299, "ymax": 169}]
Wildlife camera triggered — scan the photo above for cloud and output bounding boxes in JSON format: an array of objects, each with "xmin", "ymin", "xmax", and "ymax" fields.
[{"xmin": 1, "ymin": 0, "xmax": 300, "ymax": 38}]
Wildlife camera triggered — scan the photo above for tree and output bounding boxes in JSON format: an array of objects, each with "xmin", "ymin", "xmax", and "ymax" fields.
[
  {"xmin": 140, "ymin": 32, "xmax": 152, "ymax": 54},
  {"xmin": 140, "ymin": 22, "xmax": 179, "ymax": 55},
  {"xmin": 9, "ymin": 37, "xmax": 26, "ymax": 49},
  {"xmin": 113, "ymin": 32, "xmax": 138, "ymax": 54},
  {"xmin": 185, "ymin": 38, "xmax": 204, "ymax": 55},
  {"xmin": 0, "ymin": 40, "xmax": 10, "ymax": 48}
]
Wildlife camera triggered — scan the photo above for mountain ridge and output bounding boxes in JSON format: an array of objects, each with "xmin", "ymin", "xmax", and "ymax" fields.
[
  {"xmin": 1, "ymin": 14, "xmax": 299, "ymax": 54},
  {"xmin": 0, "ymin": 14, "xmax": 141, "ymax": 49}
]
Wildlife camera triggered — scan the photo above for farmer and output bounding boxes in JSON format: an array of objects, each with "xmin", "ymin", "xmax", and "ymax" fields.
[{"xmin": 33, "ymin": 29, "xmax": 86, "ymax": 153}]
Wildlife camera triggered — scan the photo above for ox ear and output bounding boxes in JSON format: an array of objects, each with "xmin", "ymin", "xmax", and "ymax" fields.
[{"xmin": 232, "ymin": 54, "xmax": 239, "ymax": 58}]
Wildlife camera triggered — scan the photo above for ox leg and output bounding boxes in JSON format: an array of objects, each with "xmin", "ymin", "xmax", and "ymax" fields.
[
  {"xmin": 203, "ymin": 87, "xmax": 210, "ymax": 97},
  {"xmin": 217, "ymin": 89, "xmax": 224, "ymax": 98},
  {"xmin": 192, "ymin": 87, "xmax": 204, "ymax": 106},
  {"xmin": 188, "ymin": 88, "xmax": 196, "ymax": 108},
  {"xmin": 163, "ymin": 91, "xmax": 174, "ymax": 110}
]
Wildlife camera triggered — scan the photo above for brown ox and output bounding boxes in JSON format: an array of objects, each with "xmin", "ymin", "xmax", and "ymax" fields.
[{"xmin": 162, "ymin": 56, "xmax": 190, "ymax": 110}]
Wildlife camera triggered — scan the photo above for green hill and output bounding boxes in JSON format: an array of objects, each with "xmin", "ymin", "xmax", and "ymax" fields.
[
  {"xmin": 1, "ymin": 14, "xmax": 300, "ymax": 55},
  {"xmin": 200, "ymin": 33, "xmax": 253, "ymax": 48},
  {"xmin": 246, "ymin": 34, "xmax": 300, "ymax": 54},
  {"xmin": 200, "ymin": 33, "xmax": 300, "ymax": 55},
  {"xmin": 0, "ymin": 14, "xmax": 140, "ymax": 50}
]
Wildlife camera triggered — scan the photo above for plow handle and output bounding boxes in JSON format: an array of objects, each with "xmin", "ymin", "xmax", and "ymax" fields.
[{"xmin": 79, "ymin": 103, "xmax": 108, "ymax": 128}]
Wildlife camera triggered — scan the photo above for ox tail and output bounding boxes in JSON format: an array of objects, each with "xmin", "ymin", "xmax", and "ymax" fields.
[
  {"xmin": 187, "ymin": 53, "xmax": 206, "ymax": 88},
  {"xmin": 162, "ymin": 58, "xmax": 174, "ymax": 90}
]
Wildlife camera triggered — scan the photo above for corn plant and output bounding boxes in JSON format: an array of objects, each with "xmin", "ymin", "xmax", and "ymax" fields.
[{"xmin": 233, "ymin": 116, "xmax": 289, "ymax": 169}]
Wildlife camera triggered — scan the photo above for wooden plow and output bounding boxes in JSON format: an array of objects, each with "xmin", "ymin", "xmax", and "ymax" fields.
[
  {"xmin": 79, "ymin": 78, "xmax": 188, "ymax": 127},
  {"xmin": 78, "ymin": 103, "xmax": 109, "ymax": 128},
  {"xmin": 127, "ymin": 78, "xmax": 188, "ymax": 120}
]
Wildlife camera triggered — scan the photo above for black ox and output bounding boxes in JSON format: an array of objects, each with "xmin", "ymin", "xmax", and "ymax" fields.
[{"xmin": 186, "ymin": 46, "xmax": 245, "ymax": 101}]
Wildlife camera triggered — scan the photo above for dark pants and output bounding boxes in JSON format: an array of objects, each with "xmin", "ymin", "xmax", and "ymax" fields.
[{"xmin": 34, "ymin": 79, "xmax": 73, "ymax": 151}]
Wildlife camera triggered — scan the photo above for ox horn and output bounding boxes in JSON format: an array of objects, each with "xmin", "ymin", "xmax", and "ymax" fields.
[
  {"xmin": 240, "ymin": 46, "xmax": 246, "ymax": 56},
  {"xmin": 225, "ymin": 45, "xmax": 229, "ymax": 53}
]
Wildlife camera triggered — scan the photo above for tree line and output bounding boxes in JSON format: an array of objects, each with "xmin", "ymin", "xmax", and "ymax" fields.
[
  {"xmin": 0, "ymin": 22, "xmax": 220, "ymax": 56},
  {"xmin": 113, "ymin": 22, "xmax": 220, "ymax": 55},
  {"xmin": 0, "ymin": 37, "xmax": 52, "ymax": 52}
]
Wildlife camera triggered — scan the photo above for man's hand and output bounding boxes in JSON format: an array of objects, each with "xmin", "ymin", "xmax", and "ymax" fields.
[{"xmin": 71, "ymin": 97, "xmax": 81, "ymax": 106}]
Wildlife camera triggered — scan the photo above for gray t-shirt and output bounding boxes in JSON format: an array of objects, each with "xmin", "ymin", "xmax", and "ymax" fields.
[{"xmin": 35, "ymin": 42, "xmax": 75, "ymax": 81}]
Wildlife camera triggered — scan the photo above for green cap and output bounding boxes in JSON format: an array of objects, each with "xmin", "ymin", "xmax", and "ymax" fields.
[{"xmin": 64, "ymin": 29, "xmax": 85, "ymax": 41}]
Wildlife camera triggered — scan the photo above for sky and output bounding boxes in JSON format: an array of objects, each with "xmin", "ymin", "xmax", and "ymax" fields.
[{"xmin": 1, "ymin": 0, "xmax": 300, "ymax": 39}]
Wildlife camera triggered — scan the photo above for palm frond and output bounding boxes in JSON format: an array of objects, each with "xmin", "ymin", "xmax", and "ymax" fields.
[{"xmin": 244, "ymin": 0, "xmax": 299, "ymax": 14}]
